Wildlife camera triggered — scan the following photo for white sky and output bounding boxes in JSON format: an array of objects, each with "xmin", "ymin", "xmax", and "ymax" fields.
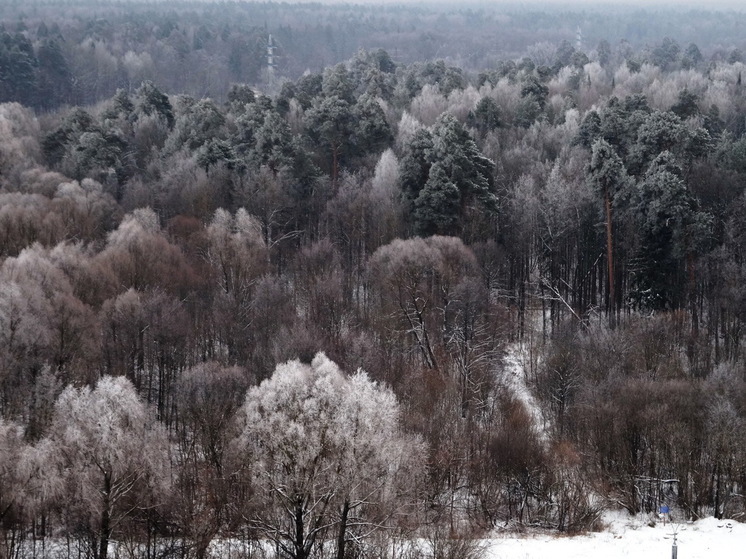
[
  {"xmin": 205, "ymin": 0, "xmax": 743, "ymax": 6},
  {"xmin": 140, "ymin": 0, "xmax": 746, "ymax": 10},
  {"xmin": 158, "ymin": 0, "xmax": 743, "ymax": 5}
]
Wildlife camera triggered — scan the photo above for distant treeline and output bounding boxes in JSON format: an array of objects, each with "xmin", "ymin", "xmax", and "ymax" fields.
[{"xmin": 1, "ymin": 1, "xmax": 746, "ymax": 108}]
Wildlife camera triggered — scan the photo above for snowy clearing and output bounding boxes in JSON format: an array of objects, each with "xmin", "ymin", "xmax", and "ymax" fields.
[
  {"xmin": 501, "ymin": 342, "xmax": 547, "ymax": 441},
  {"xmin": 487, "ymin": 512, "xmax": 745, "ymax": 559}
]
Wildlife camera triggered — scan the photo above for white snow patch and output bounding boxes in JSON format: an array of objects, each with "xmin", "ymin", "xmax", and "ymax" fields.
[
  {"xmin": 501, "ymin": 342, "xmax": 549, "ymax": 443},
  {"xmin": 486, "ymin": 513, "xmax": 746, "ymax": 559}
]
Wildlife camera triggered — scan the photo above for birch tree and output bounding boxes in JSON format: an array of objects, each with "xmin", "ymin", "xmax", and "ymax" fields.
[{"xmin": 588, "ymin": 139, "xmax": 630, "ymax": 327}]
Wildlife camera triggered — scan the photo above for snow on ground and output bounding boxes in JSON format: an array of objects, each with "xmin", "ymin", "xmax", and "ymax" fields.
[
  {"xmin": 502, "ymin": 342, "xmax": 549, "ymax": 442},
  {"xmin": 487, "ymin": 511, "xmax": 746, "ymax": 559}
]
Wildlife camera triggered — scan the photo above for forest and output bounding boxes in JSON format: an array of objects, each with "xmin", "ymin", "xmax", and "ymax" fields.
[{"xmin": 0, "ymin": 1, "xmax": 746, "ymax": 558}]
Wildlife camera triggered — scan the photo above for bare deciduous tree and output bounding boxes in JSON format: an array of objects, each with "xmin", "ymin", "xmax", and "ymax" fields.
[{"xmin": 49, "ymin": 376, "xmax": 170, "ymax": 559}]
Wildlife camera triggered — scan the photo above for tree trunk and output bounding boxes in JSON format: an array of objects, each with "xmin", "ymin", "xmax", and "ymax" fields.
[
  {"xmin": 336, "ymin": 500, "xmax": 350, "ymax": 559},
  {"xmin": 331, "ymin": 145, "xmax": 340, "ymax": 189},
  {"xmin": 714, "ymin": 464, "xmax": 722, "ymax": 520},
  {"xmin": 99, "ymin": 472, "xmax": 112, "ymax": 559},
  {"xmin": 294, "ymin": 504, "xmax": 306, "ymax": 559},
  {"xmin": 688, "ymin": 252, "xmax": 698, "ymax": 336},
  {"xmin": 604, "ymin": 189, "xmax": 616, "ymax": 329}
]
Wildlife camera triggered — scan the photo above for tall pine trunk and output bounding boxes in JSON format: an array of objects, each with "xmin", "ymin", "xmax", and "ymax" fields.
[{"xmin": 604, "ymin": 189, "xmax": 616, "ymax": 329}]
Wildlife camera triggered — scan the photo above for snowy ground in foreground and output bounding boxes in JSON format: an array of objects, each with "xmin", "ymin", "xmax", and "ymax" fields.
[{"xmin": 488, "ymin": 511, "xmax": 745, "ymax": 559}]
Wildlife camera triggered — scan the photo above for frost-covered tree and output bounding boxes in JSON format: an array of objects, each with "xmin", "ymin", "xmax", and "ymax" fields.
[
  {"xmin": 369, "ymin": 236, "xmax": 479, "ymax": 371},
  {"xmin": 588, "ymin": 139, "xmax": 630, "ymax": 326},
  {"xmin": 165, "ymin": 97, "xmax": 226, "ymax": 154},
  {"xmin": 0, "ymin": 416, "xmax": 62, "ymax": 555},
  {"xmin": 48, "ymin": 376, "xmax": 169, "ymax": 559},
  {"xmin": 399, "ymin": 127, "xmax": 434, "ymax": 211},
  {"xmin": 0, "ymin": 102, "xmax": 41, "ymax": 184},
  {"xmin": 98, "ymin": 207, "xmax": 193, "ymax": 292},
  {"xmin": 414, "ymin": 162, "xmax": 461, "ymax": 236},
  {"xmin": 133, "ymin": 80, "xmax": 174, "ymax": 129},
  {"xmin": 252, "ymin": 111, "xmax": 295, "ymax": 174},
  {"xmin": 0, "ymin": 243, "xmax": 100, "ymax": 402},
  {"xmin": 235, "ymin": 353, "xmax": 424, "ymax": 559},
  {"xmin": 468, "ymin": 96, "xmax": 502, "ymax": 135},
  {"xmin": 371, "ymin": 148, "xmax": 400, "ymax": 202},
  {"xmin": 399, "ymin": 114, "xmax": 496, "ymax": 236},
  {"xmin": 52, "ymin": 178, "xmax": 119, "ymax": 242},
  {"xmin": 304, "ymin": 95, "xmax": 354, "ymax": 185},
  {"xmin": 206, "ymin": 208, "xmax": 267, "ymax": 296},
  {"xmin": 0, "ymin": 419, "xmax": 28, "ymax": 553},
  {"xmin": 630, "ymin": 153, "xmax": 712, "ymax": 311},
  {"xmin": 629, "ymin": 110, "xmax": 685, "ymax": 175},
  {"xmin": 174, "ymin": 362, "xmax": 252, "ymax": 555},
  {"xmin": 352, "ymin": 93, "xmax": 392, "ymax": 155}
]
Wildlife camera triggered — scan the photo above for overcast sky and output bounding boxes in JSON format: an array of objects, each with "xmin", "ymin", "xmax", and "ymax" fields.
[
  {"xmin": 123, "ymin": 0, "xmax": 746, "ymax": 13},
  {"xmin": 245, "ymin": 0, "xmax": 745, "ymax": 8}
]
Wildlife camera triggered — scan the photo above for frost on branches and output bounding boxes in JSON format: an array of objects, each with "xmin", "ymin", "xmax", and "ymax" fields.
[
  {"xmin": 49, "ymin": 376, "xmax": 169, "ymax": 559},
  {"xmin": 236, "ymin": 352, "xmax": 425, "ymax": 559}
]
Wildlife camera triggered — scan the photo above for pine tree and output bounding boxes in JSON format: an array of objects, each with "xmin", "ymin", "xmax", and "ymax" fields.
[
  {"xmin": 589, "ymin": 139, "xmax": 630, "ymax": 326},
  {"xmin": 414, "ymin": 162, "xmax": 461, "ymax": 235}
]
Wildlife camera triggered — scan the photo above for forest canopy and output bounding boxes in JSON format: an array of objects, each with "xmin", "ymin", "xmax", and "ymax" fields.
[{"xmin": 1, "ymin": 1, "xmax": 746, "ymax": 558}]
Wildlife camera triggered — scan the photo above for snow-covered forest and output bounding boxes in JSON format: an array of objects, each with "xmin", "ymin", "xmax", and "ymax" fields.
[{"xmin": 0, "ymin": 1, "xmax": 745, "ymax": 558}]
